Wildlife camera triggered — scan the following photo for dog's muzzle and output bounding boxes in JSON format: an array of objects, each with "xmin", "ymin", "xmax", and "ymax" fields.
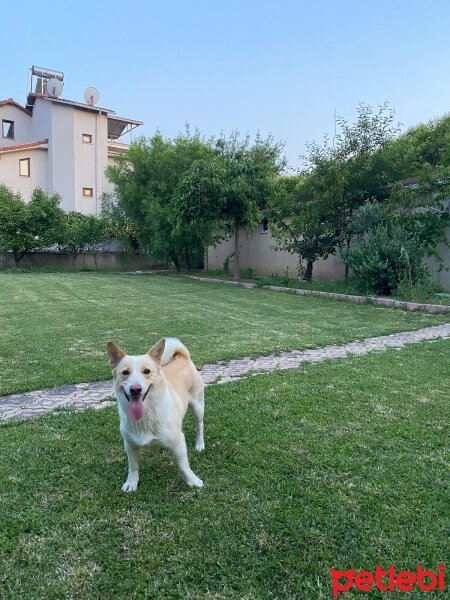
[{"xmin": 123, "ymin": 385, "xmax": 151, "ymax": 403}]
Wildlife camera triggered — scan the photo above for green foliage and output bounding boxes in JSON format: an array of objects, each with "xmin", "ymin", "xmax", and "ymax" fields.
[
  {"xmin": 344, "ymin": 160, "xmax": 450, "ymax": 296},
  {"xmin": 271, "ymin": 103, "xmax": 400, "ymax": 279},
  {"xmin": 343, "ymin": 203, "xmax": 430, "ymax": 295},
  {"xmin": 0, "ymin": 185, "xmax": 64, "ymax": 263},
  {"xmin": 395, "ymin": 279, "xmax": 440, "ymax": 303},
  {"xmin": 58, "ymin": 212, "xmax": 107, "ymax": 268},
  {"xmin": 100, "ymin": 193, "xmax": 139, "ymax": 254},
  {"xmin": 386, "ymin": 165, "xmax": 450, "ymax": 264},
  {"xmin": 175, "ymin": 132, "xmax": 286, "ymax": 279},
  {"xmin": 223, "ymin": 253, "xmax": 233, "ymax": 275},
  {"xmin": 106, "ymin": 129, "xmax": 215, "ymax": 270},
  {"xmin": 383, "ymin": 113, "xmax": 450, "ymax": 178},
  {"xmin": 271, "ymin": 173, "xmax": 343, "ymax": 279}
]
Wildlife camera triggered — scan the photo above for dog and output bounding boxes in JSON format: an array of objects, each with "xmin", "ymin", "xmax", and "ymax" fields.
[{"xmin": 106, "ymin": 337, "xmax": 205, "ymax": 491}]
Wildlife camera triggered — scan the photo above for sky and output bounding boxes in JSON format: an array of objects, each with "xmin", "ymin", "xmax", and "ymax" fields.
[{"xmin": 2, "ymin": 0, "xmax": 450, "ymax": 169}]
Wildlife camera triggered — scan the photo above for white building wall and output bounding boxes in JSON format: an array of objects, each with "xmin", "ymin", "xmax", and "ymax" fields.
[
  {"xmin": 96, "ymin": 114, "xmax": 110, "ymax": 205},
  {"xmin": 104, "ymin": 156, "xmax": 118, "ymax": 196},
  {"xmin": 73, "ymin": 109, "xmax": 110, "ymax": 214},
  {"xmin": 29, "ymin": 98, "xmax": 52, "ymax": 139},
  {"xmin": 1, "ymin": 95, "xmax": 139, "ymax": 215},
  {"xmin": 29, "ymin": 99, "xmax": 53, "ymax": 199},
  {"xmin": 0, "ymin": 105, "xmax": 31, "ymax": 144},
  {"xmin": 73, "ymin": 109, "xmax": 97, "ymax": 214},
  {"xmin": 49, "ymin": 103, "xmax": 76, "ymax": 212},
  {"xmin": 0, "ymin": 149, "xmax": 48, "ymax": 199}
]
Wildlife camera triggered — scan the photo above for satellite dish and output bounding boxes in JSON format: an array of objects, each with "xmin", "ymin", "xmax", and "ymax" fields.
[
  {"xmin": 84, "ymin": 87, "xmax": 99, "ymax": 106},
  {"xmin": 47, "ymin": 77, "xmax": 63, "ymax": 98}
]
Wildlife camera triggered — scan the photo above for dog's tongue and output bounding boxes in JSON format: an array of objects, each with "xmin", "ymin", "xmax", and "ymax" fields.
[{"xmin": 128, "ymin": 399, "xmax": 144, "ymax": 421}]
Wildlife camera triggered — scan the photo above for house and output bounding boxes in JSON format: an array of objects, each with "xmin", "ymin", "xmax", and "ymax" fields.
[{"xmin": 0, "ymin": 66, "xmax": 142, "ymax": 214}]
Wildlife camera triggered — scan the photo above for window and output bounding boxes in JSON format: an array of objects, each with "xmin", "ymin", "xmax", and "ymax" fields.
[
  {"xmin": 260, "ymin": 218, "xmax": 269, "ymax": 234},
  {"xmin": 19, "ymin": 158, "xmax": 30, "ymax": 177},
  {"xmin": 2, "ymin": 119, "xmax": 14, "ymax": 139},
  {"xmin": 82, "ymin": 133, "xmax": 93, "ymax": 144},
  {"xmin": 82, "ymin": 187, "xmax": 94, "ymax": 197}
]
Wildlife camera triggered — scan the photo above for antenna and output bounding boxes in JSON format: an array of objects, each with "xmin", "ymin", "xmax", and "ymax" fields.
[
  {"xmin": 47, "ymin": 78, "xmax": 63, "ymax": 98},
  {"xmin": 84, "ymin": 87, "xmax": 99, "ymax": 106}
]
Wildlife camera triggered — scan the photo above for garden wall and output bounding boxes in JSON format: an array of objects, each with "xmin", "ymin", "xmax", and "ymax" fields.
[
  {"xmin": 206, "ymin": 223, "xmax": 346, "ymax": 282},
  {"xmin": 0, "ymin": 251, "xmax": 167, "ymax": 271},
  {"xmin": 207, "ymin": 223, "xmax": 450, "ymax": 290}
]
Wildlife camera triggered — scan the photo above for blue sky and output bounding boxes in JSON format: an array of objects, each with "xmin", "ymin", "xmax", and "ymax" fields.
[{"xmin": 3, "ymin": 0, "xmax": 450, "ymax": 168}]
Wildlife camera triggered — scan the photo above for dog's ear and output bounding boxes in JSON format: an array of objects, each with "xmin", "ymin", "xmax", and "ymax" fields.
[
  {"xmin": 107, "ymin": 341, "xmax": 126, "ymax": 368},
  {"xmin": 148, "ymin": 338, "xmax": 165, "ymax": 363}
]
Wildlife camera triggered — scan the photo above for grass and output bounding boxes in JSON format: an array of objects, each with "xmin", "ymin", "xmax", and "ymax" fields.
[
  {"xmin": 0, "ymin": 339, "xmax": 448, "ymax": 599},
  {"xmin": 198, "ymin": 270, "xmax": 450, "ymax": 305},
  {"xmin": 0, "ymin": 272, "xmax": 447, "ymax": 396}
]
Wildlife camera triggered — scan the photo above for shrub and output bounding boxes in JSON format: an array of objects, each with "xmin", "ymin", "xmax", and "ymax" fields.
[{"xmin": 343, "ymin": 204, "xmax": 429, "ymax": 296}]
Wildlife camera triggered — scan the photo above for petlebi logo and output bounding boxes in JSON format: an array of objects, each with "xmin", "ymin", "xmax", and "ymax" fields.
[{"xmin": 330, "ymin": 565, "xmax": 445, "ymax": 597}]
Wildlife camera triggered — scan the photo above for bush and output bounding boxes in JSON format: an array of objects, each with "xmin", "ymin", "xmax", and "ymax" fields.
[
  {"xmin": 0, "ymin": 185, "xmax": 64, "ymax": 264},
  {"xmin": 344, "ymin": 224, "xmax": 429, "ymax": 295}
]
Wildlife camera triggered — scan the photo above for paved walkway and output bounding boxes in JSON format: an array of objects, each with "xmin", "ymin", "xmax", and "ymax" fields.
[{"xmin": 1, "ymin": 323, "xmax": 449, "ymax": 422}]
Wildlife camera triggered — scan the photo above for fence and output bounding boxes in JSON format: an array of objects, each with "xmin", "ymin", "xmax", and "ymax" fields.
[{"xmin": 0, "ymin": 251, "xmax": 167, "ymax": 271}]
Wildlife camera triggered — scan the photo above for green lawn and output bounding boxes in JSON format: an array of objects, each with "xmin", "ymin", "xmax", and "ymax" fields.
[
  {"xmin": 198, "ymin": 270, "xmax": 450, "ymax": 305},
  {"xmin": 0, "ymin": 272, "xmax": 447, "ymax": 396},
  {"xmin": 1, "ymin": 340, "xmax": 448, "ymax": 599}
]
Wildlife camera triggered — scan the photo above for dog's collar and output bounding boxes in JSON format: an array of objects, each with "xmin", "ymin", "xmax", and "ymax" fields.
[{"xmin": 123, "ymin": 385, "xmax": 151, "ymax": 403}]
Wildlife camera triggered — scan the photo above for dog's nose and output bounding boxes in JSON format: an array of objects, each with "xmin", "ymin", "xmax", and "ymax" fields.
[{"xmin": 130, "ymin": 384, "xmax": 142, "ymax": 396}]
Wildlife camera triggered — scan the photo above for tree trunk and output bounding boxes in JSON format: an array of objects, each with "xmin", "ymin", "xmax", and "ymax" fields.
[
  {"xmin": 170, "ymin": 251, "xmax": 181, "ymax": 272},
  {"xmin": 297, "ymin": 255, "xmax": 304, "ymax": 279},
  {"xmin": 345, "ymin": 236, "xmax": 351, "ymax": 279},
  {"xmin": 14, "ymin": 249, "xmax": 28, "ymax": 265},
  {"xmin": 305, "ymin": 259, "xmax": 314, "ymax": 281},
  {"xmin": 345, "ymin": 208, "xmax": 353, "ymax": 279},
  {"xmin": 185, "ymin": 246, "xmax": 191, "ymax": 272},
  {"xmin": 233, "ymin": 220, "xmax": 241, "ymax": 281}
]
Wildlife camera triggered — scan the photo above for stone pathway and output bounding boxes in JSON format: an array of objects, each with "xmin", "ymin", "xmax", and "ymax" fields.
[{"xmin": 1, "ymin": 323, "xmax": 448, "ymax": 422}]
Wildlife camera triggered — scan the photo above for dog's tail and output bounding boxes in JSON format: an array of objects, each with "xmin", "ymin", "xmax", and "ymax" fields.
[{"xmin": 161, "ymin": 337, "xmax": 191, "ymax": 366}]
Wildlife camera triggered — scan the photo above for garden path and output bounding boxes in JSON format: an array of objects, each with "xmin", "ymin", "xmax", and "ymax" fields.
[{"xmin": 1, "ymin": 323, "xmax": 448, "ymax": 422}]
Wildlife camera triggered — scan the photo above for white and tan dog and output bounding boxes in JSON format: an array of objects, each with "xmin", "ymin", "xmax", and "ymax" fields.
[{"xmin": 107, "ymin": 338, "xmax": 205, "ymax": 491}]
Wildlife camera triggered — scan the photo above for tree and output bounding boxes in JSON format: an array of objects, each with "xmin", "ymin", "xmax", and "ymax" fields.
[
  {"xmin": 100, "ymin": 192, "xmax": 139, "ymax": 255},
  {"xmin": 106, "ymin": 129, "xmax": 216, "ymax": 270},
  {"xmin": 382, "ymin": 113, "xmax": 450, "ymax": 178},
  {"xmin": 175, "ymin": 133, "xmax": 286, "ymax": 280},
  {"xmin": 386, "ymin": 165, "xmax": 450, "ymax": 264},
  {"xmin": 80, "ymin": 215, "xmax": 107, "ymax": 270},
  {"xmin": 0, "ymin": 185, "xmax": 64, "ymax": 264},
  {"xmin": 343, "ymin": 165, "xmax": 450, "ymax": 295},
  {"xmin": 270, "ymin": 169, "xmax": 344, "ymax": 280},
  {"xmin": 271, "ymin": 103, "xmax": 400, "ymax": 280},
  {"xmin": 58, "ymin": 212, "xmax": 107, "ymax": 268}
]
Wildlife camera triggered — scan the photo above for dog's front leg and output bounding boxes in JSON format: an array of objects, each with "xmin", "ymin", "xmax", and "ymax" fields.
[
  {"xmin": 122, "ymin": 440, "xmax": 140, "ymax": 492},
  {"xmin": 171, "ymin": 433, "xmax": 203, "ymax": 488}
]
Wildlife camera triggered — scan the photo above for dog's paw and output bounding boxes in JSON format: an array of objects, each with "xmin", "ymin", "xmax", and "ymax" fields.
[
  {"xmin": 121, "ymin": 479, "xmax": 138, "ymax": 492},
  {"xmin": 195, "ymin": 440, "xmax": 205, "ymax": 452},
  {"xmin": 186, "ymin": 474, "xmax": 204, "ymax": 488}
]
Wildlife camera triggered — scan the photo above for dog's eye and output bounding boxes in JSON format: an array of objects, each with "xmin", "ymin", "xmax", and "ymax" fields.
[
  {"xmin": 143, "ymin": 368, "xmax": 151, "ymax": 375},
  {"xmin": 122, "ymin": 369, "xmax": 130, "ymax": 376}
]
